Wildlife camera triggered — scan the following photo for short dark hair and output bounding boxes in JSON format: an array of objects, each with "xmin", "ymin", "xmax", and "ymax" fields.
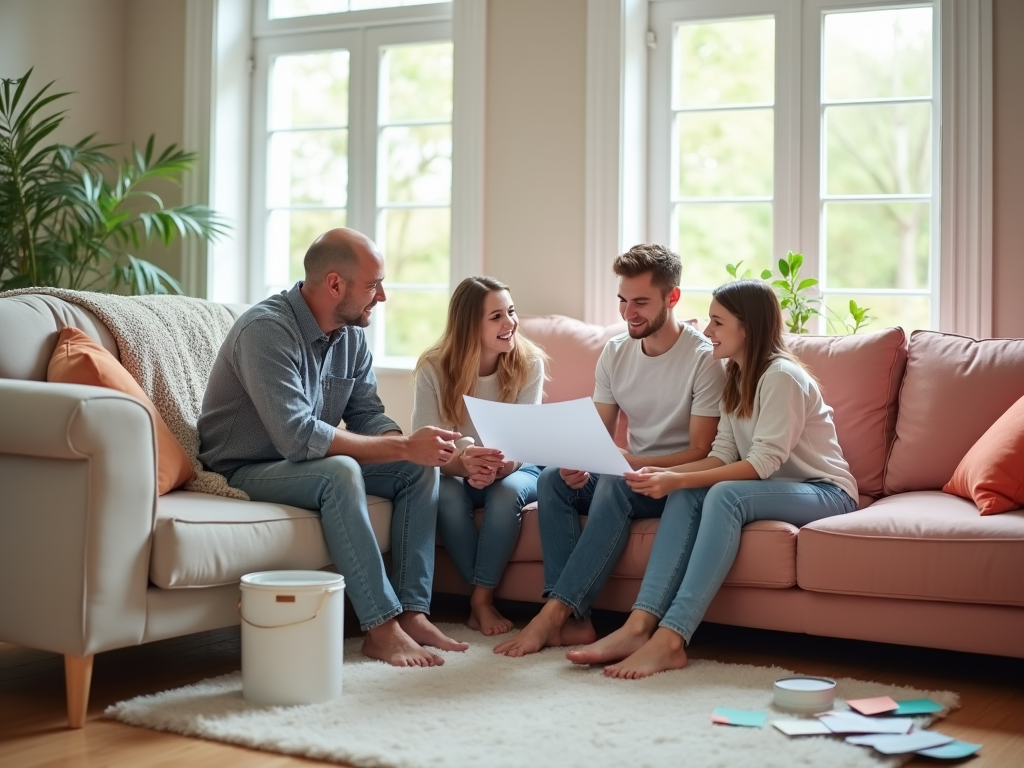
[
  {"xmin": 612, "ymin": 244, "xmax": 682, "ymax": 294},
  {"xmin": 303, "ymin": 236, "xmax": 359, "ymax": 283}
]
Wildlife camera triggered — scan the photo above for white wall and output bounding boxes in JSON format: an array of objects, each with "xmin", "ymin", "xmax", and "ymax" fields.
[
  {"xmin": 0, "ymin": 0, "xmax": 188, "ymax": 284},
  {"xmin": 483, "ymin": 0, "xmax": 588, "ymax": 319},
  {"xmin": 0, "ymin": 0, "xmax": 126, "ymax": 146}
]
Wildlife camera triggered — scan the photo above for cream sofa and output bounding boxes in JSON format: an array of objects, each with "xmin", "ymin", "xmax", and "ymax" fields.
[{"xmin": 2, "ymin": 294, "xmax": 1023, "ymax": 730}]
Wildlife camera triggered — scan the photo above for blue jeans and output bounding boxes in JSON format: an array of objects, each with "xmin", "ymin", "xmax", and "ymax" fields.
[
  {"xmin": 636, "ymin": 479, "xmax": 857, "ymax": 642},
  {"xmin": 438, "ymin": 464, "xmax": 541, "ymax": 589},
  {"xmin": 229, "ymin": 456, "xmax": 439, "ymax": 631},
  {"xmin": 536, "ymin": 467, "xmax": 668, "ymax": 616}
]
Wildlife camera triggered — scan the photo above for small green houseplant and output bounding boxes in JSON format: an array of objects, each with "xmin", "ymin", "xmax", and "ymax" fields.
[
  {"xmin": 727, "ymin": 251, "xmax": 874, "ymax": 334},
  {"xmin": 0, "ymin": 69, "xmax": 227, "ymax": 294}
]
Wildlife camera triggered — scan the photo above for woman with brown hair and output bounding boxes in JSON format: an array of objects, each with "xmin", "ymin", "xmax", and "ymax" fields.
[
  {"xmin": 567, "ymin": 279, "xmax": 857, "ymax": 677},
  {"xmin": 413, "ymin": 276, "xmax": 548, "ymax": 635}
]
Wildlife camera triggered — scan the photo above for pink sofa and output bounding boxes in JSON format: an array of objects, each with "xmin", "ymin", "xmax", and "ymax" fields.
[{"xmin": 433, "ymin": 315, "xmax": 1024, "ymax": 659}]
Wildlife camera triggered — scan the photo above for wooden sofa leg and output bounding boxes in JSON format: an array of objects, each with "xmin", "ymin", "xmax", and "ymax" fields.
[{"xmin": 64, "ymin": 654, "xmax": 94, "ymax": 729}]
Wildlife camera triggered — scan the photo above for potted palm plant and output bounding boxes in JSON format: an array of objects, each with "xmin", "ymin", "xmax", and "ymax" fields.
[{"xmin": 0, "ymin": 69, "xmax": 227, "ymax": 294}]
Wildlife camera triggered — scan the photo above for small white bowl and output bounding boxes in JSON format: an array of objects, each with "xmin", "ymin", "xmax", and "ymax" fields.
[{"xmin": 773, "ymin": 675, "xmax": 837, "ymax": 714}]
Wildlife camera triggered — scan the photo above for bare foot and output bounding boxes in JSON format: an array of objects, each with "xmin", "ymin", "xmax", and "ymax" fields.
[
  {"xmin": 397, "ymin": 611, "xmax": 470, "ymax": 652},
  {"xmin": 566, "ymin": 619, "xmax": 654, "ymax": 666},
  {"xmin": 467, "ymin": 603, "xmax": 514, "ymax": 636},
  {"xmin": 604, "ymin": 627, "xmax": 689, "ymax": 679},
  {"xmin": 493, "ymin": 601, "xmax": 597, "ymax": 657},
  {"xmin": 361, "ymin": 618, "xmax": 444, "ymax": 667}
]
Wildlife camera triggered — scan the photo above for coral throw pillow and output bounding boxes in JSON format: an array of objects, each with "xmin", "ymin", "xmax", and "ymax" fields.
[
  {"xmin": 47, "ymin": 326, "xmax": 194, "ymax": 495},
  {"xmin": 943, "ymin": 393, "xmax": 1024, "ymax": 515}
]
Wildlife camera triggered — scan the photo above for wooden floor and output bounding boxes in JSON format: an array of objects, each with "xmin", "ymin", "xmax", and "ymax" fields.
[{"xmin": 2, "ymin": 596, "xmax": 1023, "ymax": 767}]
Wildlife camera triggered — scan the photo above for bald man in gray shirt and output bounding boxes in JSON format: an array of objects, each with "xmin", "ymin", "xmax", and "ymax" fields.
[{"xmin": 199, "ymin": 228, "xmax": 467, "ymax": 667}]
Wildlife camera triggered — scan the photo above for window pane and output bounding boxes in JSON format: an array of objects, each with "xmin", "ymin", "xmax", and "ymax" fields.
[
  {"xmin": 381, "ymin": 125, "xmax": 452, "ymax": 204},
  {"xmin": 824, "ymin": 202, "xmax": 930, "ymax": 290},
  {"xmin": 381, "ymin": 43, "xmax": 453, "ymax": 123},
  {"xmin": 675, "ymin": 109, "xmax": 773, "ymax": 198},
  {"xmin": 675, "ymin": 203, "xmax": 773, "ymax": 288},
  {"xmin": 825, "ymin": 103, "xmax": 931, "ymax": 195},
  {"xmin": 267, "ymin": 209, "xmax": 347, "ymax": 287},
  {"xmin": 350, "ymin": 0, "xmax": 435, "ymax": 10},
  {"xmin": 268, "ymin": 130, "xmax": 348, "ymax": 207},
  {"xmin": 269, "ymin": 51, "xmax": 349, "ymax": 129},
  {"xmin": 269, "ymin": 0, "xmax": 435, "ymax": 19},
  {"xmin": 675, "ymin": 294, "xmax": 714, "ymax": 330},
  {"xmin": 824, "ymin": 8, "xmax": 932, "ymax": 101},
  {"xmin": 380, "ymin": 208, "xmax": 450, "ymax": 284},
  {"xmin": 384, "ymin": 290, "xmax": 449, "ymax": 357},
  {"xmin": 674, "ymin": 18, "xmax": 774, "ymax": 108},
  {"xmin": 823, "ymin": 293, "xmax": 930, "ymax": 334}
]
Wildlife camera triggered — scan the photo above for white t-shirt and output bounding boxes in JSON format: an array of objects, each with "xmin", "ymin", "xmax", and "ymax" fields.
[
  {"xmin": 594, "ymin": 323, "xmax": 726, "ymax": 456},
  {"xmin": 708, "ymin": 357, "xmax": 858, "ymax": 501},
  {"xmin": 411, "ymin": 357, "xmax": 545, "ymax": 445}
]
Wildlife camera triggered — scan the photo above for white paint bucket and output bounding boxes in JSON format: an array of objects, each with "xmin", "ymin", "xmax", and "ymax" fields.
[{"xmin": 239, "ymin": 570, "xmax": 346, "ymax": 706}]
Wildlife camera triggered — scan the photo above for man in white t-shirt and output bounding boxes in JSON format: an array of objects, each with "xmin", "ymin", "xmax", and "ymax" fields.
[{"xmin": 495, "ymin": 244, "xmax": 725, "ymax": 657}]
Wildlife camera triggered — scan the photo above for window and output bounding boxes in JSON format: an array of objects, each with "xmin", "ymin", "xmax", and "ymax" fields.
[
  {"xmin": 647, "ymin": 0, "xmax": 941, "ymax": 333},
  {"xmin": 250, "ymin": 1, "xmax": 454, "ymax": 363}
]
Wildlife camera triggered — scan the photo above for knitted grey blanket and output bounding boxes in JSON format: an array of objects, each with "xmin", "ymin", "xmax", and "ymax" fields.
[{"xmin": 0, "ymin": 287, "xmax": 248, "ymax": 500}]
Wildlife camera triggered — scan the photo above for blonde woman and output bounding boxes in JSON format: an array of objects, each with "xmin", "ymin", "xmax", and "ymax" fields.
[{"xmin": 413, "ymin": 277, "xmax": 548, "ymax": 635}]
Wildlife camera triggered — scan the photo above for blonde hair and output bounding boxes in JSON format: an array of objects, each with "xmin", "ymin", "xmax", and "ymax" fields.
[
  {"xmin": 714, "ymin": 280, "xmax": 812, "ymax": 419},
  {"xmin": 416, "ymin": 276, "xmax": 548, "ymax": 425}
]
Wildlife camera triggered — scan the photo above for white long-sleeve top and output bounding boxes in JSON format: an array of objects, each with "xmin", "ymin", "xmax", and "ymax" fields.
[
  {"xmin": 707, "ymin": 357, "xmax": 858, "ymax": 502},
  {"xmin": 411, "ymin": 358, "xmax": 545, "ymax": 445}
]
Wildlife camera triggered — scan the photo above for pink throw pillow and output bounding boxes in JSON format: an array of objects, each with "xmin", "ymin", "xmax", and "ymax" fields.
[{"xmin": 943, "ymin": 393, "xmax": 1024, "ymax": 514}]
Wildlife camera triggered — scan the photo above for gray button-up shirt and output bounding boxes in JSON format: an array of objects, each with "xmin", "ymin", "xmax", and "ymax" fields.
[{"xmin": 198, "ymin": 282, "xmax": 400, "ymax": 478}]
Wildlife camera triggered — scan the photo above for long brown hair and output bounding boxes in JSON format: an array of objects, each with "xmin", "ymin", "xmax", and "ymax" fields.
[
  {"xmin": 714, "ymin": 280, "xmax": 809, "ymax": 419},
  {"xmin": 416, "ymin": 276, "xmax": 548, "ymax": 425}
]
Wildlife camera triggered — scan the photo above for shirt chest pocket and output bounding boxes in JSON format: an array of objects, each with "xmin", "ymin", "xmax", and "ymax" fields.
[{"xmin": 321, "ymin": 376, "xmax": 356, "ymax": 427}]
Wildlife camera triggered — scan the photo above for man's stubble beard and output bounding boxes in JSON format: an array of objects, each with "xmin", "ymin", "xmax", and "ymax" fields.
[
  {"xmin": 628, "ymin": 302, "xmax": 671, "ymax": 339},
  {"xmin": 333, "ymin": 298, "xmax": 373, "ymax": 328}
]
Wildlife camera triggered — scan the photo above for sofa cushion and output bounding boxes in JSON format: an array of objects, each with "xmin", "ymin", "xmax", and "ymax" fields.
[
  {"xmin": 797, "ymin": 491, "xmax": 1024, "ymax": 607},
  {"xmin": 151, "ymin": 491, "xmax": 393, "ymax": 588},
  {"xmin": 48, "ymin": 327, "xmax": 194, "ymax": 495},
  {"xmin": 944, "ymin": 393, "xmax": 1024, "ymax": 514},
  {"xmin": 884, "ymin": 331, "xmax": 1024, "ymax": 494},
  {"xmin": 519, "ymin": 315, "xmax": 625, "ymax": 403},
  {"xmin": 785, "ymin": 327, "xmax": 906, "ymax": 502},
  {"xmin": 507, "ymin": 503, "xmax": 798, "ymax": 588},
  {"xmin": 0, "ymin": 294, "xmax": 119, "ymax": 380}
]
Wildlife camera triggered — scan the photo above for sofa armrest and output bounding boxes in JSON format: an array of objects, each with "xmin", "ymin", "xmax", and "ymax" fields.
[{"xmin": 0, "ymin": 380, "xmax": 158, "ymax": 656}]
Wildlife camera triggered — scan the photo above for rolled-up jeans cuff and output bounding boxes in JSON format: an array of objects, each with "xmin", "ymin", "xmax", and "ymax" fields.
[
  {"xmin": 401, "ymin": 602, "xmax": 431, "ymax": 615},
  {"xmin": 631, "ymin": 602, "xmax": 666, "ymax": 620},
  {"xmin": 546, "ymin": 591, "xmax": 587, "ymax": 621},
  {"xmin": 657, "ymin": 618, "xmax": 692, "ymax": 645},
  {"xmin": 361, "ymin": 605, "xmax": 403, "ymax": 632}
]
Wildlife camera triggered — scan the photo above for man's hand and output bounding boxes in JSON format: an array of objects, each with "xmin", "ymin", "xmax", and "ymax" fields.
[
  {"xmin": 624, "ymin": 467, "xmax": 682, "ymax": 499},
  {"xmin": 405, "ymin": 427, "xmax": 461, "ymax": 466},
  {"xmin": 559, "ymin": 468, "xmax": 591, "ymax": 490}
]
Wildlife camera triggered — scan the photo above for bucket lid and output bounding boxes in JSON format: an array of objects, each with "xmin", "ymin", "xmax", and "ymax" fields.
[{"xmin": 240, "ymin": 570, "xmax": 345, "ymax": 591}]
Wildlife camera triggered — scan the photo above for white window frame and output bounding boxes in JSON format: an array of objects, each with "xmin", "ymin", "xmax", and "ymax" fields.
[
  {"xmin": 585, "ymin": 0, "xmax": 991, "ymax": 337},
  {"xmin": 183, "ymin": 0, "xmax": 485, "ymax": 366}
]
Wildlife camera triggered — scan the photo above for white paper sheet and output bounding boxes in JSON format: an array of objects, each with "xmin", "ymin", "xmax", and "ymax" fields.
[
  {"xmin": 462, "ymin": 396, "xmax": 633, "ymax": 476},
  {"xmin": 817, "ymin": 712, "xmax": 913, "ymax": 735},
  {"xmin": 845, "ymin": 731, "xmax": 954, "ymax": 754},
  {"xmin": 771, "ymin": 719, "xmax": 833, "ymax": 736}
]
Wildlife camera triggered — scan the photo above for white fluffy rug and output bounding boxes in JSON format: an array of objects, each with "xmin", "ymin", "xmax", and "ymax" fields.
[{"xmin": 106, "ymin": 625, "xmax": 958, "ymax": 768}]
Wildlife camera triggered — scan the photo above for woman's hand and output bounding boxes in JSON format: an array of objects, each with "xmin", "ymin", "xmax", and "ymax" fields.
[
  {"xmin": 462, "ymin": 445, "xmax": 504, "ymax": 487},
  {"xmin": 623, "ymin": 467, "xmax": 683, "ymax": 499}
]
